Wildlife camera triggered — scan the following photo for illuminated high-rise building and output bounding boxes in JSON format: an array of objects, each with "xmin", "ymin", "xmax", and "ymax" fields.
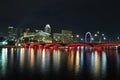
[
  {"xmin": 53, "ymin": 33, "xmax": 63, "ymax": 42},
  {"xmin": 8, "ymin": 26, "xmax": 14, "ymax": 34},
  {"xmin": 61, "ymin": 30, "xmax": 73, "ymax": 43},
  {"xmin": 44, "ymin": 24, "xmax": 51, "ymax": 33},
  {"xmin": 26, "ymin": 28, "xmax": 30, "ymax": 32}
]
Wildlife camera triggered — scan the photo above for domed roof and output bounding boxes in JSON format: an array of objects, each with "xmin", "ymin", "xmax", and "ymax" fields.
[{"xmin": 45, "ymin": 24, "xmax": 51, "ymax": 28}]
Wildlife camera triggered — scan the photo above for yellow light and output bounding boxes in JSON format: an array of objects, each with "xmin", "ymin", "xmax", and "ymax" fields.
[
  {"xmin": 68, "ymin": 49, "xmax": 74, "ymax": 71},
  {"xmin": 29, "ymin": 48, "xmax": 34, "ymax": 70},
  {"xmin": 20, "ymin": 48, "xmax": 25, "ymax": 69},
  {"xmin": 94, "ymin": 51, "xmax": 100, "ymax": 77},
  {"xmin": 75, "ymin": 49, "xmax": 80, "ymax": 73}
]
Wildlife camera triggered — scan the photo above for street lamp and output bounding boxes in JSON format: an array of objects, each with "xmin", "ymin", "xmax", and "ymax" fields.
[
  {"xmin": 103, "ymin": 37, "xmax": 106, "ymax": 41},
  {"xmin": 76, "ymin": 35, "xmax": 79, "ymax": 38},
  {"xmin": 81, "ymin": 38, "xmax": 83, "ymax": 41},
  {"xmin": 94, "ymin": 34, "xmax": 98, "ymax": 42},
  {"xmin": 117, "ymin": 36, "xmax": 119, "ymax": 41},
  {"xmin": 102, "ymin": 34, "xmax": 104, "ymax": 36},
  {"xmin": 90, "ymin": 37, "xmax": 94, "ymax": 43},
  {"xmin": 97, "ymin": 31, "xmax": 100, "ymax": 34},
  {"xmin": 91, "ymin": 37, "xmax": 94, "ymax": 41},
  {"xmin": 76, "ymin": 35, "xmax": 79, "ymax": 42},
  {"xmin": 101, "ymin": 33, "xmax": 105, "ymax": 42},
  {"xmin": 94, "ymin": 34, "xmax": 98, "ymax": 37}
]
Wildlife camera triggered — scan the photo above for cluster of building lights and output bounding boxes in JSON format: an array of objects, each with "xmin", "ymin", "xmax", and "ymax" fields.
[
  {"xmin": 0, "ymin": 25, "xmax": 120, "ymax": 46},
  {"xmin": 75, "ymin": 31, "xmax": 107, "ymax": 42}
]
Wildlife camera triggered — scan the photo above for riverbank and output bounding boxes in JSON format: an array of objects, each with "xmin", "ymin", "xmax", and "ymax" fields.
[{"xmin": 0, "ymin": 45, "xmax": 22, "ymax": 48}]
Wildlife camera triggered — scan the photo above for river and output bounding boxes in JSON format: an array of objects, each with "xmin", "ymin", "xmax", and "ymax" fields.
[{"xmin": 0, "ymin": 47, "xmax": 120, "ymax": 80}]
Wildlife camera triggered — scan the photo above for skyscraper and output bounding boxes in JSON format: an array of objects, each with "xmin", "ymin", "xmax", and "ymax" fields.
[
  {"xmin": 44, "ymin": 24, "xmax": 51, "ymax": 33},
  {"xmin": 61, "ymin": 30, "xmax": 73, "ymax": 43},
  {"xmin": 8, "ymin": 26, "xmax": 14, "ymax": 34}
]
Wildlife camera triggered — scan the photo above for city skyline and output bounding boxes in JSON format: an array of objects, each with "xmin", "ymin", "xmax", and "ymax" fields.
[{"xmin": 0, "ymin": 24, "xmax": 120, "ymax": 41}]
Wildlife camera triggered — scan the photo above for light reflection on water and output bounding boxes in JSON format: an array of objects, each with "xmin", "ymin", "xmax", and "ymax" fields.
[
  {"xmin": 53, "ymin": 49, "xmax": 61, "ymax": 72},
  {"xmin": 0, "ymin": 47, "xmax": 120, "ymax": 79},
  {"xmin": 94, "ymin": 51, "xmax": 100, "ymax": 77},
  {"xmin": 41, "ymin": 49, "xmax": 50, "ymax": 73},
  {"xmin": 20, "ymin": 48, "xmax": 25, "ymax": 70},
  {"xmin": 0, "ymin": 48, "xmax": 7, "ymax": 75},
  {"xmin": 80, "ymin": 47, "xmax": 84, "ymax": 71},
  {"xmin": 116, "ymin": 48, "xmax": 120, "ymax": 72},
  {"xmin": 75, "ymin": 48, "xmax": 80, "ymax": 74},
  {"xmin": 101, "ymin": 51, "xmax": 107, "ymax": 77},
  {"xmin": 90, "ymin": 52, "xmax": 94, "ymax": 74}
]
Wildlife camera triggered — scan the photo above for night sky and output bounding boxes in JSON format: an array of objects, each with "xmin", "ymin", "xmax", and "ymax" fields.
[{"xmin": 0, "ymin": 0, "xmax": 120, "ymax": 36}]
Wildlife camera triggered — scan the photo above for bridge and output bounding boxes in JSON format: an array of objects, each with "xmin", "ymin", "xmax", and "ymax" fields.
[{"xmin": 22, "ymin": 42, "xmax": 120, "ymax": 49}]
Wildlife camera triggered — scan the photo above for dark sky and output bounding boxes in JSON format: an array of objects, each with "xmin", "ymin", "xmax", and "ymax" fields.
[{"xmin": 0, "ymin": 0, "xmax": 120, "ymax": 36}]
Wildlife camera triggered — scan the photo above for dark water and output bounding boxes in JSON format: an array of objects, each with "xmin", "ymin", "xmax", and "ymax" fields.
[{"xmin": 0, "ymin": 47, "xmax": 120, "ymax": 80}]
